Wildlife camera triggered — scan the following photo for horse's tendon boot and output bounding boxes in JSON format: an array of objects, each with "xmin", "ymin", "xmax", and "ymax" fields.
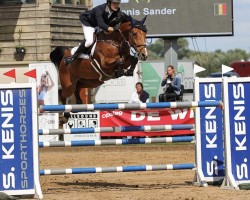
[
  {"xmin": 125, "ymin": 68, "xmax": 134, "ymax": 76},
  {"xmin": 114, "ymin": 60, "xmax": 124, "ymax": 78}
]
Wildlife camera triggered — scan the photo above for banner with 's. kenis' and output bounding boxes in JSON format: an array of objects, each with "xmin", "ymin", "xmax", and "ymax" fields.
[{"xmin": 0, "ymin": 83, "xmax": 42, "ymax": 198}]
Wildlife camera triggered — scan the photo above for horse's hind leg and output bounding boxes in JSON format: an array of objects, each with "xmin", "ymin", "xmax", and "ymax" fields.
[
  {"xmin": 74, "ymin": 89, "xmax": 82, "ymax": 104},
  {"xmin": 61, "ymin": 83, "xmax": 77, "ymax": 99},
  {"xmin": 59, "ymin": 89, "xmax": 67, "ymax": 105},
  {"xmin": 58, "ymin": 83, "xmax": 77, "ymax": 105},
  {"xmin": 59, "ymin": 81, "xmax": 77, "ymax": 125}
]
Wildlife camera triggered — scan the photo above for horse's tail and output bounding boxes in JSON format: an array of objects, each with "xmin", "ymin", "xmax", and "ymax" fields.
[{"xmin": 50, "ymin": 46, "xmax": 70, "ymax": 68}]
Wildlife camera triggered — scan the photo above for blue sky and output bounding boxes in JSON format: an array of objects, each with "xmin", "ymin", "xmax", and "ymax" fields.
[{"xmin": 93, "ymin": 0, "xmax": 250, "ymax": 52}]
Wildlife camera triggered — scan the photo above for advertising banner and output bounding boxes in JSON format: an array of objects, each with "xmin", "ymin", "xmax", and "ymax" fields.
[
  {"xmin": 0, "ymin": 83, "xmax": 42, "ymax": 198},
  {"xmin": 63, "ymin": 112, "xmax": 100, "ymax": 141},
  {"xmin": 222, "ymin": 78, "xmax": 250, "ymax": 189},
  {"xmin": 29, "ymin": 62, "xmax": 59, "ymax": 142},
  {"xmin": 100, "ymin": 108, "xmax": 194, "ymax": 137},
  {"xmin": 194, "ymin": 78, "xmax": 224, "ymax": 185},
  {"xmin": 94, "ymin": 65, "xmax": 141, "ymax": 103}
]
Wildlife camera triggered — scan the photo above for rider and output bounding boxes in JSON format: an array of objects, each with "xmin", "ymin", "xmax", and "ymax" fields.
[{"xmin": 65, "ymin": 0, "xmax": 123, "ymax": 65}]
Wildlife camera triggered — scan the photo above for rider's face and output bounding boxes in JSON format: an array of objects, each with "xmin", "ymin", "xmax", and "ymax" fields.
[{"xmin": 110, "ymin": 2, "xmax": 120, "ymax": 11}]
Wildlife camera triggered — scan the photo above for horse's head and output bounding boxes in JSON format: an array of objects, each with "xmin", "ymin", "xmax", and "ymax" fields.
[{"xmin": 120, "ymin": 16, "xmax": 148, "ymax": 61}]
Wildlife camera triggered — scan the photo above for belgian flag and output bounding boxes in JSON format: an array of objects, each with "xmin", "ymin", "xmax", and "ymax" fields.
[{"xmin": 214, "ymin": 3, "xmax": 227, "ymax": 15}]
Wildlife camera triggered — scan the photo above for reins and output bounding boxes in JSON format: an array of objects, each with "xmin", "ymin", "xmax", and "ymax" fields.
[{"xmin": 97, "ymin": 22, "xmax": 147, "ymax": 56}]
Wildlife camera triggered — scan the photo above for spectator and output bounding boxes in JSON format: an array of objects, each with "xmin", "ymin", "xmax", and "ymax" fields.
[
  {"xmin": 129, "ymin": 82, "xmax": 149, "ymax": 103},
  {"xmin": 37, "ymin": 71, "xmax": 54, "ymax": 105},
  {"xmin": 127, "ymin": 82, "xmax": 149, "ymax": 139},
  {"xmin": 159, "ymin": 65, "xmax": 181, "ymax": 102}
]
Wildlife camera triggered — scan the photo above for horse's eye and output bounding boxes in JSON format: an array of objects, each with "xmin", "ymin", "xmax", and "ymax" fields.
[{"xmin": 132, "ymin": 32, "xmax": 137, "ymax": 36}]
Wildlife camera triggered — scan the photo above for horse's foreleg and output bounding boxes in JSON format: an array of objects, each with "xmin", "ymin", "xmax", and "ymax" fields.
[
  {"xmin": 114, "ymin": 60, "xmax": 125, "ymax": 78},
  {"xmin": 124, "ymin": 56, "xmax": 138, "ymax": 76}
]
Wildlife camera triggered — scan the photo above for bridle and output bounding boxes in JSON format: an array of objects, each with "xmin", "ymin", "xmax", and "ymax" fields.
[
  {"xmin": 128, "ymin": 27, "xmax": 147, "ymax": 55},
  {"xmin": 115, "ymin": 23, "xmax": 147, "ymax": 56}
]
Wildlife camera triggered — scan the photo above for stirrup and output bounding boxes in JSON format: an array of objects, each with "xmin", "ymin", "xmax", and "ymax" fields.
[{"xmin": 64, "ymin": 56, "xmax": 75, "ymax": 65}]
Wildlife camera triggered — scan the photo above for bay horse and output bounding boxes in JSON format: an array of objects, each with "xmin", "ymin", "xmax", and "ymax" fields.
[{"xmin": 50, "ymin": 15, "xmax": 148, "ymax": 105}]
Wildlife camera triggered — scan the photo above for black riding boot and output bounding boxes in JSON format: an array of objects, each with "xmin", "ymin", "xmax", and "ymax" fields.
[{"xmin": 64, "ymin": 42, "xmax": 89, "ymax": 65}]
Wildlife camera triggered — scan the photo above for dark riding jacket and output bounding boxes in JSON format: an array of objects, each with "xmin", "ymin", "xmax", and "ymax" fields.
[
  {"xmin": 140, "ymin": 90, "xmax": 149, "ymax": 103},
  {"xmin": 80, "ymin": 3, "xmax": 122, "ymax": 31}
]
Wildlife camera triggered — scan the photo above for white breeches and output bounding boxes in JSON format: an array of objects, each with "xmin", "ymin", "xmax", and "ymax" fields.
[{"xmin": 82, "ymin": 24, "xmax": 95, "ymax": 47}]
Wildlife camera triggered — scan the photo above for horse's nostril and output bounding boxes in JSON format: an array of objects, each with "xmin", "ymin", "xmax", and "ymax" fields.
[{"xmin": 138, "ymin": 52, "xmax": 148, "ymax": 61}]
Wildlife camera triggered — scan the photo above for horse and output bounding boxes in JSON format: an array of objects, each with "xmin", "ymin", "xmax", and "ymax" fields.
[{"xmin": 50, "ymin": 15, "xmax": 148, "ymax": 105}]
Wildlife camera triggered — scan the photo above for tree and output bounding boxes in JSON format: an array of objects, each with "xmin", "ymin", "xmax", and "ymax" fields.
[
  {"xmin": 146, "ymin": 38, "xmax": 250, "ymax": 77},
  {"xmin": 177, "ymin": 38, "xmax": 191, "ymax": 59},
  {"xmin": 147, "ymin": 38, "xmax": 191, "ymax": 60},
  {"xmin": 147, "ymin": 39, "xmax": 164, "ymax": 59}
]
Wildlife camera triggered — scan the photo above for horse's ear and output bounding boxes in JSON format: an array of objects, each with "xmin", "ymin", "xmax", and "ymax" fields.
[
  {"xmin": 141, "ymin": 15, "xmax": 147, "ymax": 24},
  {"xmin": 129, "ymin": 15, "xmax": 136, "ymax": 26}
]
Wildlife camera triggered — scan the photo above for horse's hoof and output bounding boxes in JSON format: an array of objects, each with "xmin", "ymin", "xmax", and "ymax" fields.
[
  {"xmin": 59, "ymin": 112, "xmax": 71, "ymax": 125},
  {"xmin": 62, "ymin": 117, "xmax": 69, "ymax": 124},
  {"xmin": 59, "ymin": 117, "xmax": 69, "ymax": 126},
  {"xmin": 64, "ymin": 112, "xmax": 71, "ymax": 119}
]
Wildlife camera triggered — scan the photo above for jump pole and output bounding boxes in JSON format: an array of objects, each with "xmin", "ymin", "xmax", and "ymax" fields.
[
  {"xmin": 39, "ymin": 136, "xmax": 195, "ymax": 147},
  {"xmin": 40, "ymin": 163, "xmax": 196, "ymax": 175},
  {"xmin": 39, "ymin": 124, "xmax": 195, "ymax": 135},
  {"xmin": 40, "ymin": 101, "xmax": 222, "ymax": 112}
]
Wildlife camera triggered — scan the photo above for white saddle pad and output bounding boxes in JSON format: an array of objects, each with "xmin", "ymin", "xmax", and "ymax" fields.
[{"xmin": 71, "ymin": 42, "xmax": 97, "ymax": 59}]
